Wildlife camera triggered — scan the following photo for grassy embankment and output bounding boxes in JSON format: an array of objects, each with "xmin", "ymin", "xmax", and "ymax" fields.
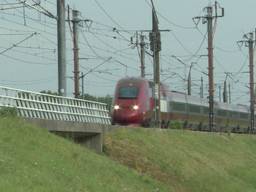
[
  {"xmin": 0, "ymin": 116, "xmax": 171, "ymax": 192},
  {"xmin": 105, "ymin": 128, "xmax": 256, "ymax": 192},
  {"xmin": 2, "ymin": 109, "xmax": 256, "ymax": 192}
]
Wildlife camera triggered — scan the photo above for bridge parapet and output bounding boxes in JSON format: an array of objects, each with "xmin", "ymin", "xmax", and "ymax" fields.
[{"xmin": 0, "ymin": 86, "xmax": 111, "ymax": 125}]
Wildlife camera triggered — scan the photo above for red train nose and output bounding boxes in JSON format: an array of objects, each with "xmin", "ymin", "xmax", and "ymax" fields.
[{"xmin": 113, "ymin": 107, "xmax": 142, "ymax": 125}]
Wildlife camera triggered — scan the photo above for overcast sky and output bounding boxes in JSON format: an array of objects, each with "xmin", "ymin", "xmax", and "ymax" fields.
[{"xmin": 0, "ymin": 0, "xmax": 256, "ymax": 105}]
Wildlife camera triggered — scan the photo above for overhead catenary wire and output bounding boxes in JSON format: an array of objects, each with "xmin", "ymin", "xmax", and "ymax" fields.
[
  {"xmin": 18, "ymin": 0, "xmax": 56, "ymax": 19},
  {"xmin": 2, "ymin": 7, "xmax": 56, "ymax": 27},
  {"xmin": 0, "ymin": 0, "xmax": 250, "ymax": 104},
  {"xmin": 79, "ymin": 29, "xmax": 140, "ymax": 64},
  {"xmin": 82, "ymin": 27, "xmax": 122, "ymax": 52},
  {"xmin": 0, "ymin": 16, "xmax": 56, "ymax": 36},
  {"xmin": 144, "ymin": 0, "xmax": 208, "ymax": 59},
  {"xmin": 0, "ymin": 1, "xmax": 25, "ymax": 6},
  {"xmin": 69, "ymin": 7, "xmax": 149, "ymax": 77},
  {"xmin": 80, "ymin": 28, "xmax": 104, "ymax": 59},
  {"xmin": 0, "ymin": 47, "xmax": 57, "ymax": 61},
  {"xmin": 0, "ymin": 76, "xmax": 57, "ymax": 86},
  {"xmin": 14, "ymin": 45, "xmax": 56, "ymax": 51},
  {"xmin": 0, "ymin": 32, "xmax": 37, "ymax": 55},
  {"xmin": 144, "ymin": 0, "xmax": 195, "ymax": 30},
  {"xmin": 184, "ymin": 31, "xmax": 207, "ymax": 63},
  {"xmin": 93, "ymin": 0, "xmax": 132, "ymax": 35},
  {"xmin": 0, "ymin": 53, "xmax": 56, "ymax": 65}
]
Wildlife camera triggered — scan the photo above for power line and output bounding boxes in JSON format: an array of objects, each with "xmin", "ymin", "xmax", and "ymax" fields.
[
  {"xmin": 82, "ymin": 28, "xmax": 120, "ymax": 52},
  {"xmin": 79, "ymin": 30, "xmax": 140, "ymax": 64},
  {"xmin": 14, "ymin": 45, "xmax": 56, "ymax": 51},
  {"xmin": 0, "ymin": 53, "xmax": 55, "ymax": 65},
  {"xmin": 82, "ymin": 28, "xmax": 118, "ymax": 40},
  {"xmin": 0, "ymin": 5, "xmax": 24, "ymax": 10},
  {"xmin": 144, "ymin": 0, "xmax": 195, "ymax": 30},
  {"xmin": 0, "ymin": 32, "xmax": 37, "ymax": 55},
  {"xmin": 93, "ymin": 0, "xmax": 131, "ymax": 34},
  {"xmin": 215, "ymin": 46, "xmax": 240, "ymax": 53},
  {"xmin": 0, "ymin": 76, "xmax": 56, "ymax": 85},
  {"xmin": 0, "ymin": 16, "xmax": 56, "ymax": 36},
  {"xmin": 234, "ymin": 55, "xmax": 249, "ymax": 77},
  {"xmin": 184, "ymin": 31, "xmax": 207, "ymax": 62},
  {"xmin": 44, "ymin": 0, "xmax": 56, "ymax": 7},
  {"xmin": 0, "ymin": 1, "xmax": 24, "ymax": 6},
  {"xmin": 0, "ymin": 25, "xmax": 34, "ymax": 33},
  {"xmin": 18, "ymin": 0, "xmax": 56, "ymax": 19},
  {"xmin": 80, "ymin": 28, "xmax": 103, "ymax": 59},
  {"xmin": 0, "ymin": 47, "xmax": 56, "ymax": 61},
  {"xmin": 170, "ymin": 31, "xmax": 194, "ymax": 55},
  {"xmin": 214, "ymin": 57, "xmax": 227, "ymax": 73},
  {"xmin": 81, "ymin": 57, "xmax": 112, "ymax": 75}
]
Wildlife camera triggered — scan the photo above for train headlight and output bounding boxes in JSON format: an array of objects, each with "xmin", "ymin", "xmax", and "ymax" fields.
[
  {"xmin": 133, "ymin": 105, "xmax": 139, "ymax": 110},
  {"xmin": 114, "ymin": 105, "xmax": 120, "ymax": 110}
]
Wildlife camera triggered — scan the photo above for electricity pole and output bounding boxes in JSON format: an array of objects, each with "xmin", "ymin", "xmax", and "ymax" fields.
[
  {"xmin": 140, "ymin": 34, "xmax": 146, "ymax": 78},
  {"xmin": 194, "ymin": 1, "xmax": 224, "ymax": 132},
  {"xmin": 228, "ymin": 83, "xmax": 231, "ymax": 104},
  {"xmin": 238, "ymin": 32, "xmax": 255, "ymax": 133},
  {"xmin": 207, "ymin": 5, "xmax": 214, "ymax": 127},
  {"xmin": 150, "ymin": 1, "xmax": 161, "ymax": 128},
  {"xmin": 218, "ymin": 85, "xmax": 221, "ymax": 102},
  {"xmin": 132, "ymin": 32, "xmax": 146, "ymax": 78},
  {"xmin": 249, "ymin": 34, "xmax": 254, "ymax": 133},
  {"xmin": 223, "ymin": 79, "xmax": 227, "ymax": 103},
  {"xmin": 129, "ymin": 1, "xmax": 169, "ymax": 127},
  {"xmin": 200, "ymin": 76, "xmax": 204, "ymax": 98},
  {"xmin": 188, "ymin": 71, "xmax": 191, "ymax": 95},
  {"xmin": 223, "ymin": 72, "xmax": 231, "ymax": 103},
  {"xmin": 187, "ymin": 62, "xmax": 195, "ymax": 96},
  {"xmin": 57, "ymin": 0, "xmax": 66, "ymax": 96},
  {"xmin": 72, "ymin": 10, "xmax": 80, "ymax": 98},
  {"xmin": 206, "ymin": 5, "xmax": 214, "ymax": 131},
  {"xmin": 81, "ymin": 72, "xmax": 85, "ymax": 96}
]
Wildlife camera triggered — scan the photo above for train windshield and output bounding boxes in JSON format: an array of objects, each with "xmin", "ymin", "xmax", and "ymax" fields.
[{"xmin": 118, "ymin": 86, "xmax": 139, "ymax": 99}]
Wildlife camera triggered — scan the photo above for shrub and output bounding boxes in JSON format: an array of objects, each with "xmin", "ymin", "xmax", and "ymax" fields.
[
  {"xmin": 0, "ymin": 107, "xmax": 17, "ymax": 117},
  {"xmin": 169, "ymin": 121, "xmax": 182, "ymax": 129}
]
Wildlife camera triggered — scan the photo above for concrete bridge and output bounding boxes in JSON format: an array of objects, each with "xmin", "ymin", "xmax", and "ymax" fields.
[
  {"xmin": 26, "ymin": 118, "xmax": 112, "ymax": 152},
  {"xmin": 0, "ymin": 86, "xmax": 113, "ymax": 152}
]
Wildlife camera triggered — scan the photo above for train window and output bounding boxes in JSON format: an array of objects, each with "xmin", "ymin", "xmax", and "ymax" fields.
[
  {"xmin": 188, "ymin": 104, "xmax": 200, "ymax": 113},
  {"xmin": 118, "ymin": 87, "xmax": 139, "ymax": 99},
  {"xmin": 172, "ymin": 102, "xmax": 186, "ymax": 112}
]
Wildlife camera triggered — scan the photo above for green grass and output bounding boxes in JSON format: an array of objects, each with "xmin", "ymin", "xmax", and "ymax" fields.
[
  {"xmin": 0, "ymin": 117, "xmax": 171, "ymax": 192},
  {"xmin": 104, "ymin": 128, "xmax": 256, "ymax": 192},
  {"xmin": 3, "ymin": 115, "xmax": 256, "ymax": 192}
]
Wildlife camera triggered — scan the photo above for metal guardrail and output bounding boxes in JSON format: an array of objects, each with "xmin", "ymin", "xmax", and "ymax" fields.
[{"xmin": 0, "ymin": 86, "xmax": 111, "ymax": 125}]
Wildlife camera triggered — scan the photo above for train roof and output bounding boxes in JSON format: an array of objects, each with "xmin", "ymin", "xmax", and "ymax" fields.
[
  {"xmin": 117, "ymin": 77, "xmax": 148, "ymax": 85},
  {"xmin": 216, "ymin": 103, "xmax": 249, "ymax": 113},
  {"xmin": 169, "ymin": 91, "xmax": 208, "ymax": 107},
  {"xmin": 169, "ymin": 91, "xmax": 249, "ymax": 113}
]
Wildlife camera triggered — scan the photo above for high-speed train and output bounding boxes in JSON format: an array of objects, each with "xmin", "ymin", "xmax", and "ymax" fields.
[{"xmin": 111, "ymin": 77, "xmax": 250, "ymax": 133}]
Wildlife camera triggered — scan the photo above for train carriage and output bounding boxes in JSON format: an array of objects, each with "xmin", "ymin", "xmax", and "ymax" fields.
[{"xmin": 111, "ymin": 77, "xmax": 250, "ymax": 133}]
